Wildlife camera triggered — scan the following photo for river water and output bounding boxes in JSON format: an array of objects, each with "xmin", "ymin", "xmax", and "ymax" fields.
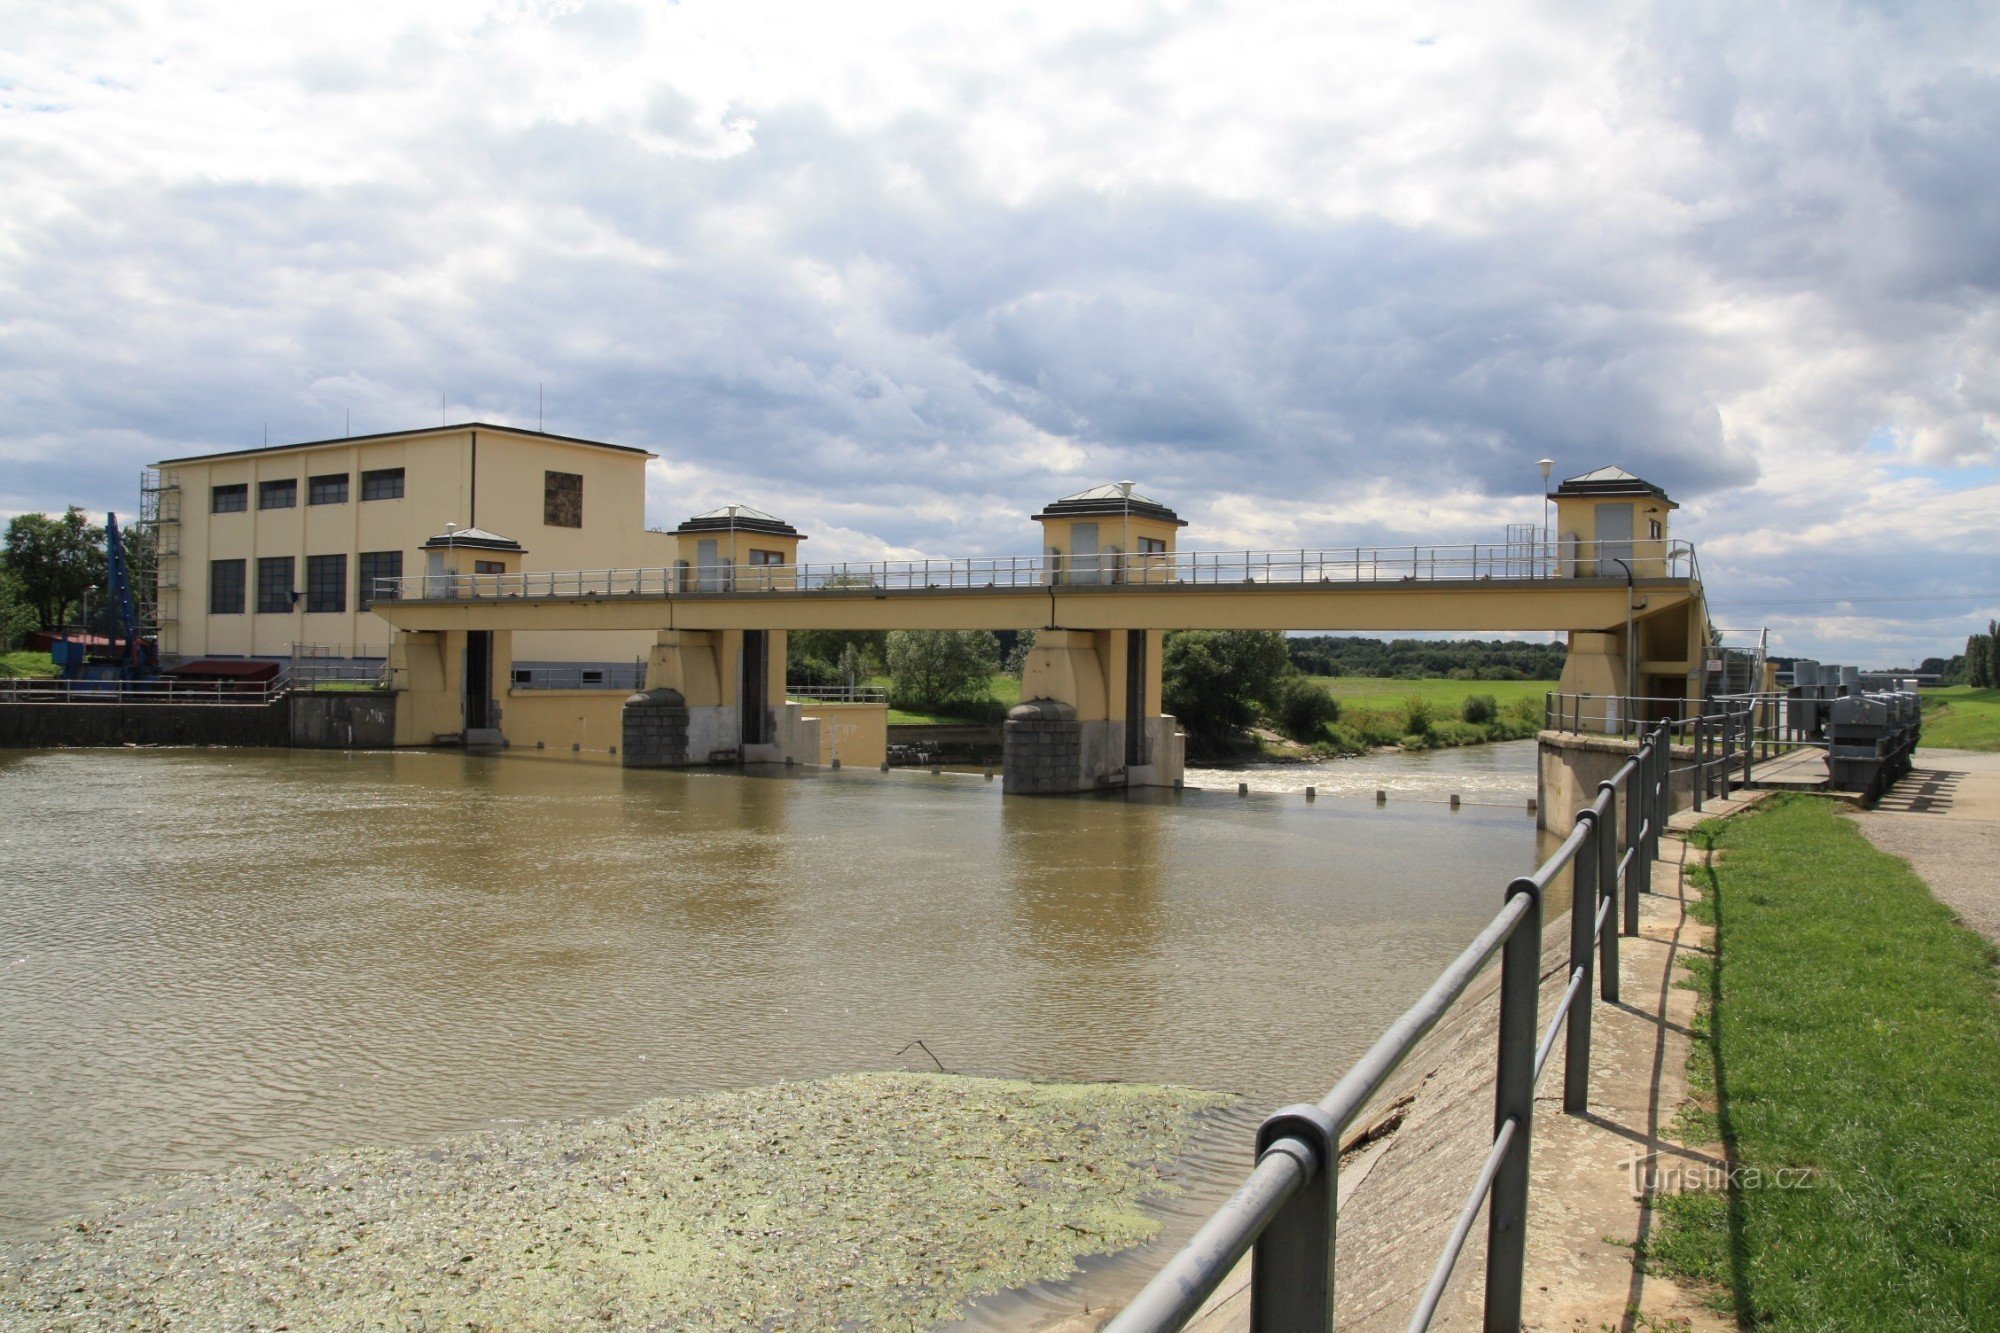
[{"xmin": 0, "ymin": 742, "xmax": 1540, "ymax": 1247}]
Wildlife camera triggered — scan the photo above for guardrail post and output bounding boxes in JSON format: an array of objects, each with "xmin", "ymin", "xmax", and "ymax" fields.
[
  {"xmin": 1597, "ymin": 782, "xmax": 1619, "ymax": 1002},
  {"xmin": 1485, "ymin": 879, "xmax": 1542, "ymax": 1331},
  {"xmin": 1625, "ymin": 746, "xmax": 1646, "ymax": 933},
  {"xmin": 1250, "ymin": 1104, "xmax": 1340, "ymax": 1332},
  {"xmin": 1742, "ymin": 709, "xmax": 1755, "ymax": 787},
  {"xmin": 1565, "ymin": 810, "xmax": 1598, "ymax": 1114},
  {"xmin": 1692, "ymin": 718, "xmax": 1705, "ymax": 812}
]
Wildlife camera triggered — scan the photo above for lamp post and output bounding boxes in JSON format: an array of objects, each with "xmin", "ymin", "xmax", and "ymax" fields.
[
  {"xmin": 1537, "ymin": 459, "xmax": 1555, "ymax": 574},
  {"xmin": 82, "ymin": 583, "xmax": 97, "ymax": 645}
]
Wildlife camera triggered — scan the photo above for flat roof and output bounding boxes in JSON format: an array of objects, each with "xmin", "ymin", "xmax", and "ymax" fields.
[{"xmin": 155, "ymin": 421, "xmax": 656, "ymax": 466}]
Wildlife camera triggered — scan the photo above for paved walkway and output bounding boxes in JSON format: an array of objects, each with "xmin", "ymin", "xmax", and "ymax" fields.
[{"xmin": 1851, "ymin": 748, "xmax": 2000, "ymax": 947}]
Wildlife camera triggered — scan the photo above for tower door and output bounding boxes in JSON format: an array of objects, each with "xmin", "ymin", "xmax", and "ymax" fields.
[{"xmin": 1595, "ymin": 503, "xmax": 1635, "ymax": 574}]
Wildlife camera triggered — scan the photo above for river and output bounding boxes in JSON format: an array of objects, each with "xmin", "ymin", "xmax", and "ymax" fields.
[{"xmin": 0, "ymin": 741, "xmax": 1541, "ymax": 1246}]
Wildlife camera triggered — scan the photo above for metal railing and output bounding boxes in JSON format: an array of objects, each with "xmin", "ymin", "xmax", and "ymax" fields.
[
  {"xmin": 1542, "ymin": 691, "xmax": 1836, "ymax": 811},
  {"xmin": 0, "ymin": 674, "xmax": 293, "ymax": 706},
  {"xmin": 1107, "ymin": 721, "xmax": 1673, "ymax": 1333},
  {"xmin": 373, "ymin": 539, "xmax": 1698, "ymax": 604},
  {"xmin": 785, "ymin": 684, "xmax": 890, "ymax": 704}
]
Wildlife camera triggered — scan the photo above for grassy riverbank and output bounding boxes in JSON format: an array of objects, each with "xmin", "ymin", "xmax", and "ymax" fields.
[
  {"xmin": 1655, "ymin": 797, "xmax": 2000, "ymax": 1327},
  {"xmin": 1274, "ymin": 676, "xmax": 1549, "ymax": 757},
  {"xmin": 1919, "ymin": 685, "xmax": 2000, "ymax": 752},
  {"xmin": 0, "ymin": 1073, "xmax": 1231, "ymax": 1330}
]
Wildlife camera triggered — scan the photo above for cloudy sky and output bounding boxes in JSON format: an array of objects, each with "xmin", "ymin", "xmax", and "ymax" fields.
[{"xmin": 3, "ymin": 0, "xmax": 1995, "ymax": 664}]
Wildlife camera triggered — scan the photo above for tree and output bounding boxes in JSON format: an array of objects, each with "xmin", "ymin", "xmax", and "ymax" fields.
[
  {"xmin": 885, "ymin": 629, "xmax": 999, "ymax": 712},
  {"xmin": 0, "ymin": 562, "xmax": 39, "ymax": 651},
  {"xmin": 1162, "ymin": 630, "xmax": 1292, "ymax": 744},
  {"xmin": 1272, "ymin": 674, "xmax": 1341, "ymax": 741},
  {"xmin": 3, "ymin": 508, "xmax": 106, "ymax": 632},
  {"xmin": 1968, "ymin": 633, "xmax": 1995, "ymax": 690}
]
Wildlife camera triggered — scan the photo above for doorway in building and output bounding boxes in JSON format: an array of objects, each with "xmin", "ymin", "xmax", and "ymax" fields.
[
  {"xmin": 1125, "ymin": 629, "xmax": 1148, "ymax": 767},
  {"xmin": 1595, "ymin": 502, "xmax": 1634, "ymax": 573},
  {"xmin": 464, "ymin": 631, "xmax": 493, "ymax": 732},
  {"xmin": 741, "ymin": 630, "xmax": 770, "ymax": 747}
]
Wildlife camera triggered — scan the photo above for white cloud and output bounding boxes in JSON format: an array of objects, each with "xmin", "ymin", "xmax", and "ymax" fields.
[{"xmin": 1, "ymin": 0, "xmax": 1998, "ymax": 663}]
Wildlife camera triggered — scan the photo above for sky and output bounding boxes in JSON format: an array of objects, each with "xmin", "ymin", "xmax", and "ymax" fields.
[{"xmin": 2, "ymin": 0, "xmax": 1995, "ymax": 666}]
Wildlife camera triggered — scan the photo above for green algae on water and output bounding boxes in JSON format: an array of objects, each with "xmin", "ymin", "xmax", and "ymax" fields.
[{"xmin": 0, "ymin": 1072, "xmax": 1234, "ymax": 1331}]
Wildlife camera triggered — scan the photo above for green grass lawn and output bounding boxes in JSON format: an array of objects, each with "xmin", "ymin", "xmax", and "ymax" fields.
[
  {"xmin": 809, "ymin": 673, "xmax": 1023, "ymax": 727},
  {"xmin": 1654, "ymin": 796, "xmax": 2000, "ymax": 1327},
  {"xmin": 1918, "ymin": 685, "xmax": 2000, "ymax": 752},
  {"xmin": 1304, "ymin": 675, "xmax": 1554, "ymax": 714},
  {"xmin": 0, "ymin": 650, "xmax": 56, "ymax": 678}
]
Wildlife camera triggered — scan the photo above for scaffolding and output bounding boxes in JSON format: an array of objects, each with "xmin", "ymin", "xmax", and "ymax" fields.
[{"xmin": 137, "ymin": 466, "xmax": 181, "ymax": 654}]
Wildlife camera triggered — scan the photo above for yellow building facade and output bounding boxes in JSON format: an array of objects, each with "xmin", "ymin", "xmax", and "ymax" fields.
[{"xmin": 148, "ymin": 423, "xmax": 676, "ymax": 670}]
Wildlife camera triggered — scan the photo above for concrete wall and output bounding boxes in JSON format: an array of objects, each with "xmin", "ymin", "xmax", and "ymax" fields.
[
  {"xmin": 1537, "ymin": 730, "xmax": 1694, "ymax": 832},
  {"xmin": 812, "ymin": 702, "xmax": 888, "ymax": 767},
  {"xmin": 0, "ymin": 700, "xmax": 289, "ymax": 748},
  {"xmin": 289, "ymin": 691, "xmax": 397, "ymax": 748},
  {"xmin": 497, "ymin": 687, "xmax": 628, "ymax": 755}
]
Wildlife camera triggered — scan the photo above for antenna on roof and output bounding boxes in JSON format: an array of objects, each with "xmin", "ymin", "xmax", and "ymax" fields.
[
  {"xmin": 539, "ymin": 383, "xmax": 544, "ymax": 432},
  {"xmin": 441, "ymin": 391, "xmax": 446, "ymax": 427},
  {"xmin": 263, "ymin": 422, "xmax": 268, "ymax": 446}
]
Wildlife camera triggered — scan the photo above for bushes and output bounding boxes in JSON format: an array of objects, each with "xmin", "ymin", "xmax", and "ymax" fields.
[
  {"xmin": 1401, "ymin": 695, "xmax": 1436, "ymax": 737},
  {"xmin": 1272, "ymin": 675, "xmax": 1341, "ymax": 741},
  {"xmin": 1461, "ymin": 693, "xmax": 1498, "ymax": 724}
]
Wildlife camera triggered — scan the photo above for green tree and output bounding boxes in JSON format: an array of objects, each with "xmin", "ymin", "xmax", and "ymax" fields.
[
  {"xmin": 1969, "ymin": 633, "xmax": 1995, "ymax": 690},
  {"xmin": 1162, "ymin": 630, "xmax": 1292, "ymax": 744},
  {"xmin": 0, "ymin": 562, "xmax": 39, "ymax": 650},
  {"xmin": 4, "ymin": 507, "xmax": 106, "ymax": 631},
  {"xmin": 885, "ymin": 629, "xmax": 999, "ymax": 712},
  {"xmin": 1272, "ymin": 674, "xmax": 1340, "ymax": 741}
]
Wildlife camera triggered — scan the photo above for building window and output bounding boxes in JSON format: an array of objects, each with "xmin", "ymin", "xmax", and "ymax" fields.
[
  {"xmin": 473, "ymin": 560, "xmax": 505, "ymax": 574},
  {"xmin": 1139, "ymin": 537, "xmax": 1167, "ymax": 554},
  {"xmin": 544, "ymin": 470, "xmax": 583, "ymax": 527},
  {"xmin": 748, "ymin": 549, "xmax": 785, "ymax": 566},
  {"xmin": 358, "ymin": 550, "xmax": 402, "ymax": 609},
  {"xmin": 256, "ymin": 557, "xmax": 295, "ymax": 613},
  {"xmin": 258, "ymin": 479, "xmax": 297, "ymax": 510},
  {"xmin": 211, "ymin": 484, "xmax": 248, "ymax": 514},
  {"xmin": 208, "ymin": 559, "xmax": 245, "ymax": 615},
  {"xmin": 306, "ymin": 554, "xmax": 347, "ymax": 614},
  {"xmin": 1648, "ymin": 519, "xmax": 1663, "ymax": 540},
  {"xmin": 308, "ymin": 473, "xmax": 349, "ymax": 505},
  {"xmin": 361, "ymin": 467, "xmax": 405, "ymax": 501}
]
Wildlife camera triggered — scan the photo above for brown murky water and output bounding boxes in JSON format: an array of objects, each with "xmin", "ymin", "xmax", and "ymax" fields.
[{"xmin": 0, "ymin": 743, "xmax": 1543, "ymax": 1246}]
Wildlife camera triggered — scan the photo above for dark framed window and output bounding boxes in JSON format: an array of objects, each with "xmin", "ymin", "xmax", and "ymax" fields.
[
  {"xmin": 473, "ymin": 560, "xmax": 505, "ymax": 574},
  {"xmin": 211, "ymin": 484, "xmax": 248, "ymax": 514},
  {"xmin": 258, "ymin": 479, "xmax": 297, "ymax": 510},
  {"xmin": 361, "ymin": 467, "xmax": 405, "ymax": 500},
  {"xmin": 544, "ymin": 470, "xmax": 583, "ymax": 527},
  {"xmin": 208, "ymin": 559, "xmax": 245, "ymax": 615},
  {"xmin": 358, "ymin": 550, "xmax": 402, "ymax": 609},
  {"xmin": 306, "ymin": 554, "xmax": 347, "ymax": 614},
  {"xmin": 308, "ymin": 473, "xmax": 349, "ymax": 505},
  {"xmin": 256, "ymin": 556, "xmax": 295, "ymax": 613},
  {"xmin": 749, "ymin": 549, "xmax": 784, "ymax": 566}
]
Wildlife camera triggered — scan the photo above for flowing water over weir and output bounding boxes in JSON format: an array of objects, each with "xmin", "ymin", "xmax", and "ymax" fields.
[{"xmin": 0, "ymin": 743, "xmax": 1543, "ymax": 1286}]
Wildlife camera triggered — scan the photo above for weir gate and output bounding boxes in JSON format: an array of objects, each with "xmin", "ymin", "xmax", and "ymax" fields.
[{"xmin": 369, "ymin": 469, "xmax": 1714, "ymax": 797}]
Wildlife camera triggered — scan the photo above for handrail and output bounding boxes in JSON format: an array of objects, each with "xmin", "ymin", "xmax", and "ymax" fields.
[
  {"xmin": 0, "ymin": 673, "xmax": 295, "ymax": 706},
  {"xmin": 372, "ymin": 539, "xmax": 1701, "ymax": 604},
  {"xmin": 1107, "ymin": 721, "xmax": 1674, "ymax": 1333}
]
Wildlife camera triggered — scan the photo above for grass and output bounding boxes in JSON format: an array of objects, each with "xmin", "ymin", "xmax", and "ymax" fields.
[
  {"xmin": 824, "ymin": 673, "xmax": 1022, "ymax": 727},
  {"xmin": 1289, "ymin": 676, "xmax": 1555, "ymax": 756},
  {"xmin": 1652, "ymin": 796, "xmax": 2000, "ymax": 1328},
  {"xmin": 0, "ymin": 650, "xmax": 56, "ymax": 678},
  {"xmin": 1918, "ymin": 685, "xmax": 2000, "ymax": 752}
]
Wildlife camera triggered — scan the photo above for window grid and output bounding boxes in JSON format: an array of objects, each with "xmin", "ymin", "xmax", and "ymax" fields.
[
  {"xmin": 258, "ymin": 479, "xmax": 297, "ymax": 510},
  {"xmin": 306, "ymin": 554, "xmax": 347, "ymax": 614},
  {"xmin": 211, "ymin": 484, "xmax": 247, "ymax": 514},
  {"xmin": 208, "ymin": 559, "xmax": 245, "ymax": 615},
  {"xmin": 358, "ymin": 550, "xmax": 402, "ymax": 609},
  {"xmin": 361, "ymin": 468, "xmax": 405, "ymax": 501},
  {"xmin": 256, "ymin": 557, "xmax": 294, "ymax": 614},
  {"xmin": 308, "ymin": 473, "xmax": 349, "ymax": 505}
]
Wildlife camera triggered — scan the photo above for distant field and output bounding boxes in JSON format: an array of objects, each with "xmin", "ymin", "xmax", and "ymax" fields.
[
  {"xmin": 1919, "ymin": 686, "xmax": 2000, "ymax": 752},
  {"xmin": 1305, "ymin": 676, "xmax": 1555, "ymax": 716}
]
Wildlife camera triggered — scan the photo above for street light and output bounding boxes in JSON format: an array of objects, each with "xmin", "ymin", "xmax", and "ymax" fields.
[
  {"xmin": 81, "ymin": 583, "xmax": 98, "ymax": 644},
  {"xmin": 1537, "ymin": 459, "xmax": 1555, "ymax": 573}
]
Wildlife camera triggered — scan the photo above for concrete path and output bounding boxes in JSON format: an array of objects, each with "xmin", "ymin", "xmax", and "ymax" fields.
[{"xmin": 1851, "ymin": 748, "xmax": 2000, "ymax": 948}]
